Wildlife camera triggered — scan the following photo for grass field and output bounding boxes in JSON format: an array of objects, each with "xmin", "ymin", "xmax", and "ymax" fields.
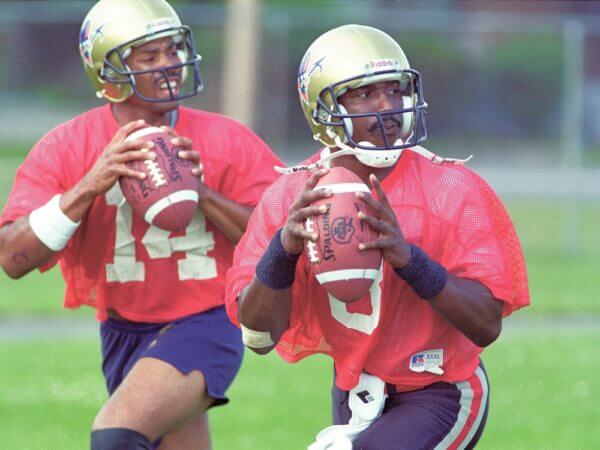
[
  {"xmin": 1, "ymin": 150, "xmax": 599, "ymax": 448},
  {"xmin": 1, "ymin": 329, "xmax": 598, "ymax": 449}
]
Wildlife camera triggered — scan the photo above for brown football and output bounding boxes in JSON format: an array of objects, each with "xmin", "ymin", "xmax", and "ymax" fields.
[
  {"xmin": 119, "ymin": 127, "xmax": 198, "ymax": 232},
  {"xmin": 304, "ymin": 167, "xmax": 382, "ymax": 303}
]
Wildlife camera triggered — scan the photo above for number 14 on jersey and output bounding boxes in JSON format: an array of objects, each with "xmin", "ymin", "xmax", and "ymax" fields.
[{"xmin": 105, "ymin": 184, "xmax": 217, "ymax": 283}]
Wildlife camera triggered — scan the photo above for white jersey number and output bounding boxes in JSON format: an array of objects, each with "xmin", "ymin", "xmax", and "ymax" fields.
[
  {"xmin": 327, "ymin": 265, "xmax": 384, "ymax": 335},
  {"xmin": 104, "ymin": 185, "xmax": 217, "ymax": 283}
]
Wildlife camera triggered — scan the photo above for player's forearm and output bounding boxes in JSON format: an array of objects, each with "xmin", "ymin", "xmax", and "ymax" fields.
[
  {"xmin": 394, "ymin": 244, "xmax": 502, "ymax": 347},
  {"xmin": 0, "ymin": 218, "xmax": 54, "ymax": 279},
  {"xmin": 429, "ymin": 275, "xmax": 503, "ymax": 347},
  {"xmin": 238, "ymin": 279, "xmax": 292, "ymax": 354},
  {"xmin": 0, "ymin": 184, "xmax": 92, "ymax": 279},
  {"xmin": 59, "ymin": 177, "xmax": 100, "ymax": 222},
  {"xmin": 197, "ymin": 189, "xmax": 252, "ymax": 244}
]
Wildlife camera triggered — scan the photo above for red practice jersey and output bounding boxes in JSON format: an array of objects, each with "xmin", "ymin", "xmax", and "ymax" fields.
[
  {"xmin": 1, "ymin": 104, "xmax": 282, "ymax": 322},
  {"xmin": 226, "ymin": 148, "xmax": 529, "ymax": 391}
]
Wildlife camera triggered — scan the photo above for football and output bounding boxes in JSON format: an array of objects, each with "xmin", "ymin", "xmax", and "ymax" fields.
[
  {"xmin": 119, "ymin": 127, "xmax": 198, "ymax": 232},
  {"xmin": 304, "ymin": 167, "xmax": 382, "ymax": 303}
]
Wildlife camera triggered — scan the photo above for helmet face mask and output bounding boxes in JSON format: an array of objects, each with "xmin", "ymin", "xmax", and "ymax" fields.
[
  {"xmin": 79, "ymin": 0, "xmax": 203, "ymax": 103},
  {"xmin": 297, "ymin": 25, "xmax": 428, "ymax": 167},
  {"xmin": 102, "ymin": 26, "xmax": 203, "ymax": 103},
  {"xmin": 315, "ymin": 69, "xmax": 427, "ymax": 151}
]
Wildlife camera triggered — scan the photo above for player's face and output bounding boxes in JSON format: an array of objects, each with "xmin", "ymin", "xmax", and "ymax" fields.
[
  {"xmin": 338, "ymin": 80, "xmax": 405, "ymax": 148},
  {"xmin": 125, "ymin": 36, "xmax": 184, "ymax": 111}
]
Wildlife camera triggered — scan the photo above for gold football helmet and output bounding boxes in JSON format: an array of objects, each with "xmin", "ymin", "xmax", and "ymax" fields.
[
  {"xmin": 297, "ymin": 25, "xmax": 427, "ymax": 167},
  {"xmin": 79, "ymin": 0, "xmax": 202, "ymax": 103}
]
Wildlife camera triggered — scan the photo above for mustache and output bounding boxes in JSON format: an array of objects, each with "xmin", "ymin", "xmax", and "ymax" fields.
[
  {"xmin": 368, "ymin": 116, "xmax": 402, "ymax": 133},
  {"xmin": 152, "ymin": 71, "xmax": 182, "ymax": 86}
]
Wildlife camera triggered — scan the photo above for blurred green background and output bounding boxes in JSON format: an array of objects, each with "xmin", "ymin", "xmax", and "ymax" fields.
[{"xmin": 1, "ymin": 0, "xmax": 599, "ymax": 449}]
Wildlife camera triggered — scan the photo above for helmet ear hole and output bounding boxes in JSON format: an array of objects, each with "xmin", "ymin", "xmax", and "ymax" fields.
[{"xmin": 338, "ymin": 104, "xmax": 353, "ymax": 138}]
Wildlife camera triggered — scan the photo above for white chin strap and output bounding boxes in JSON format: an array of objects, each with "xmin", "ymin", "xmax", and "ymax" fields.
[
  {"xmin": 274, "ymin": 141, "xmax": 472, "ymax": 175},
  {"xmin": 341, "ymin": 137, "xmax": 403, "ymax": 168}
]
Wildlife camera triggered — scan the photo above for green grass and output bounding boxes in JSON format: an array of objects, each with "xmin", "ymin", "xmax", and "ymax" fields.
[
  {"xmin": 506, "ymin": 202, "xmax": 600, "ymax": 315},
  {"xmin": 0, "ymin": 269, "xmax": 70, "ymax": 315},
  {"xmin": 479, "ymin": 328, "xmax": 600, "ymax": 449},
  {"xmin": 0, "ymin": 149, "xmax": 29, "ymax": 206},
  {"xmin": 1, "ymin": 329, "xmax": 598, "ymax": 449},
  {"xmin": 0, "ymin": 340, "xmax": 105, "ymax": 449}
]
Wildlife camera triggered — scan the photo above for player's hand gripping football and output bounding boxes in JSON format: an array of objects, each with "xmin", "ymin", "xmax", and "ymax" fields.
[
  {"xmin": 160, "ymin": 125, "xmax": 206, "ymax": 196},
  {"xmin": 81, "ymin": 119, "xmax": 156, "ymax": 196},
  {"xmin": 280, "ymin": 168, "xmax": 332, "ymax": 255},
  {"xmin": 356, "ymin": 174, "xmax": 412, "ymax": 269}
]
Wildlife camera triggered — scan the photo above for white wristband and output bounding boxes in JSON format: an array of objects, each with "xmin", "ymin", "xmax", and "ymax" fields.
[
  {"xmin": 29, "ymin": 194, "xmax": 81, "ymax": 252},
  {"xmin": 241, "ymin": 324, "xmax": 275, "ymax": 349}
]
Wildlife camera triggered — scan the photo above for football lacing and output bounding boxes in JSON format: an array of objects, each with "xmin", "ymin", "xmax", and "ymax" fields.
[
  {"xmin": 142, "ymin": 149, "xmax": 167, "ymax": 188},
  {"xmin": 304, "ymin": 217, "xmax": 320, "ymax": 263}
]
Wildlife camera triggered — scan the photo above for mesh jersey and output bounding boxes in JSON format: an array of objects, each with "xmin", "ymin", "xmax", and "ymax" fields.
[
  {"xmin": 1, "ymin": 104, "xmax": 282, "ymax": 322},
  {"xmin": 226, "ymin": 148, "xmax": 529, "ymax": 391}
]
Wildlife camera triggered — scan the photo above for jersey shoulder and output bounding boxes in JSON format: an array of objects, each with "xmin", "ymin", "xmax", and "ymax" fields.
[
  {"xmin": 178, "ymin": 107, "xmax": 281, "ymax": 168},
  {"xmin": 179, "ymin": 107, "xmax": 259, "ymax": 139},
  {"xmin": 254, "ymin": 152, "xmax": 319, "ymax": 214},
  {"xmin": 394, "ymin": 148, "xmax": 508, "ymax": 232},
  {"xmin": 409, "ymin": 148, "xmax": 500, "ymax": 200},
  {"xmin": 31, "ymin": 105, "xmax": 113, "ymax": 159}
]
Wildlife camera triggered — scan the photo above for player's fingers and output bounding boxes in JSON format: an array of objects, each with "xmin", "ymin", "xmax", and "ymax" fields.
[
  {"xmin": 369, "ymin": 174, "xmax": 393, "ymax": 209},
  {"xmin": 290, "ymin": 187, "xmax": 330, "ymax": 214},
  {"xmin": 287, "ymin": 224, "xmax": 317, "ymax": 242},
  {"xmin": 114, "ymin": 150, "xmax": 157, "ymax": 163},
  {"xmin": 171, "ymin": 136, "xmax": 193, "ymax": 149},
  {"xmin": 358, "ymin": 236, "xmax": 396, "ymax": 252},
  {"xmin": 111, "ymin": 119, "xmax": 146, "ymax": 145},
  {"xmin": 280, "ymin": 226, "xmax": 305, "ymax": 254},
  {"xmin": 112, "ymin": 139, "xmax": 155, "ymax": 154},
  {"xmin": 289, "ymin": 169, "xmax": 331, "ymax": 211},
  {"xmin": 160, "ymin": 125, "xmax": 178, "ymax": 137},
  {"xmin": 358, "ymin": 239, "xmax": 383, "ymax": 252},
  {"xmin": 292, "ymin": 204, "xmax": 328, "ymax": 224},
  {"xmin": 302, "ymin": 187, "xmax": 332, "ymax": 205},
  {"xmin": 356, "ymin": 190, "xmax": 385, "ymax": 216},
  {"xmin": 305, "ymin": 168, "xmax": 329, "ymax": 191},
  {"xmin": 357, "ymin": 211, "xmax": 395, "ymax": 235},
  {"xmin": 113, "ymin": 166, "xmax": 147, "ymax": 180},
  {"xmin": 178, "ymin": 150, "xmax": 199, "ymax": 161},
  {"xmin": 356, "ymin": 190, "xmax": 397, "ymax": 224}
]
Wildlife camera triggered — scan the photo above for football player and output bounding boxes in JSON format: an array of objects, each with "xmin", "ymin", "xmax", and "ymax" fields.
[
  {"xmin": 0, "ymin": 0, "xmax": 282, "ymax": 449},
  {"xmin": 226, "ymin": 25, "xmax": 530, "ymax": 449}
]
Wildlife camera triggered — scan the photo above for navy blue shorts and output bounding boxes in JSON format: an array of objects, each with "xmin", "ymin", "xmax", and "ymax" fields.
[
  {"xmin": 332, "ymin": 362, "xmax": 490, "ymax": 450},
  {"xmin": 99, "ymin": 306, "xmax": 244, "ymax": 407}
]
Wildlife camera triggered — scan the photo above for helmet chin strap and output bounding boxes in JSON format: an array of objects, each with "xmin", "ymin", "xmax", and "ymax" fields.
[
  {"xmin": 274, "ymin": 137, "xmax": 472, "ymax": 175},
  {"xmin": 274, "ymin": 146, "xmax": 355, "ymax": 174},
  {"xmin": 342, "ymin": 137, "xmax": 403, "ymax": 168}
]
